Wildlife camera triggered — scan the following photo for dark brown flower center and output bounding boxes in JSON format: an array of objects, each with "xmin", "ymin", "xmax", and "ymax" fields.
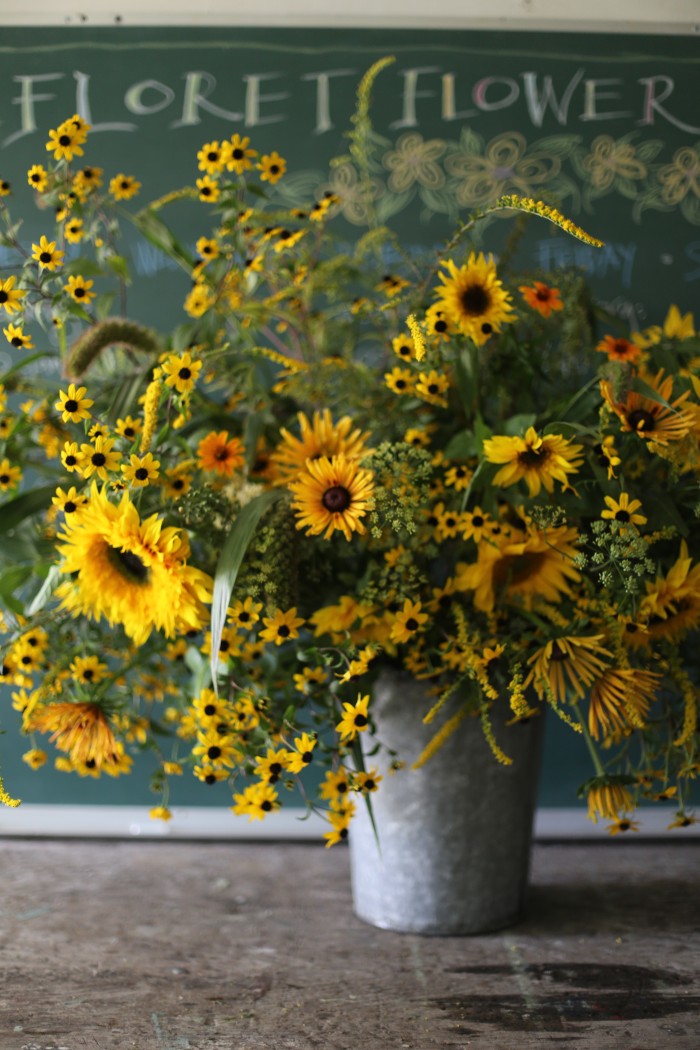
[
  {"xmin": 461, "ymin": 284, "xmax": 491, "ymax": 316},
  {"xmin": 627, "ymin": 408, "xmax": 655, "ymax": 432},
  {"xmin": 322, "ymin": 485, "xmax": 351, "ymax": 512},
  {"xmin": 108, "ymin": 546, "xmax": 149, "ymax": 583},
  {"xmin": 64, "ymin": 399, "xmax": 78, "ymax": 412}
]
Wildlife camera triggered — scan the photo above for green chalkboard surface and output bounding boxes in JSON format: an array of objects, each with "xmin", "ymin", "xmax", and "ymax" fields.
[{"xmin": 0, "ymin": 25, "xmax": 698, "ymax": 812}]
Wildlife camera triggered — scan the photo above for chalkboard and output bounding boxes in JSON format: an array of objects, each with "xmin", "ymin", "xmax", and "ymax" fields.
[{"xmin": 0, "ymin": 25, "xmax": 698, "ymax": 812}]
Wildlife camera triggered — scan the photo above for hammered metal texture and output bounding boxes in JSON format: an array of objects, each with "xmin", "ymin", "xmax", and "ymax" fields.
[{"xmin": 349, "ymin": 669, "xmax": 544, "ymax": 935}]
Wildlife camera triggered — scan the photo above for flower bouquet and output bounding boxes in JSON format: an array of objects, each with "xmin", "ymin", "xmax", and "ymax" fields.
[{"xmin": 0, "ymin": 60, "xmax": 698, "ymax": 849}]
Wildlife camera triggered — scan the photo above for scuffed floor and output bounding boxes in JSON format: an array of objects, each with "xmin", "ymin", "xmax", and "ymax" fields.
[{"xmin": 0, "ymin": 840, "xmax": 698, "ymax": 1049}]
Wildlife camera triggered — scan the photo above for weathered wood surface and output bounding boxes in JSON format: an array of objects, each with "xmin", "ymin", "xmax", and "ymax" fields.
[{"xmin": 0, "ymin": 840, "xmax": 698, "ymax": 1049}]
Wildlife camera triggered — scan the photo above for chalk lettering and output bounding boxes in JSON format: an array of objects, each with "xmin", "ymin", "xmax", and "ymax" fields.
[
  {"xmin": 533, "ymin": 238, "xmax": 637, "ymax": 287},
  {"xmin": 73, "ymin": 72, "xmax": 136, "ymax": 133},
  {"xmin": 581, "ymin": 79, "xmax": 632, "ymax": 122},
  {"xmin": 638, "ymin": 76, "xmax": 700, "ymax": 134},
  {"xmin": 441, "ymin": 74, "xmax": 476, "ymax": 121},
  {"xmin": 243, "ymin": 73, "xmax": 289, "ymax": 127},
  {"xmin": 390, "ymin": 67, "xmax": 441, "ymax": 130},
  {"xmin": 521, "ymin": 69, "xmax": 584, "ymax": 127},
  {"xmin": 173, "ymin": 71, "xmax": 243, "ymax": 128},
  {"xmin": 473, "ymin": 77, "xmax": 520, "ymax": 112},
  {"xmin": 125, "ymin": 79, "xmax": 176, "ymax": 116},
  {"xmin": 302, "ymin": 69, "xmax": 356, "ymax": 134},
  {"xmin": 4, "ymin": 73, "xmax": 64, "ymax": 146}
]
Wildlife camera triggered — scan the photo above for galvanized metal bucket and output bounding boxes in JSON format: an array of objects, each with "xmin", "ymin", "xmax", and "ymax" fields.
[{"xmin": 348, "ymin": 669, "xmax": 544, "ymax": 935}]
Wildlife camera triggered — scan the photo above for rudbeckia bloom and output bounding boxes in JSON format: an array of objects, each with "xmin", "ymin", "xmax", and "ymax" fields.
[
  {"xmin": 289, "ymin": 454, "xmax": 375, "ymax": 542},
  {"xmin": 272, "ymin": 410, "xmax": 370, "ymax": 483},
  {"xmin": 433, "ymin": 254, "xmax": 515, "ymax": 346},
  {"xmin": 55, "ymin": 484, "xmax": 213, "ymax": 645},
  {"xmin": 600, "ymin": 369, "xmax": 695, "ymax": 444},
  {"xmin": 483, "ymin": 427, "xmax": 583, "ymax": 497},
  {"xmin": 519, "ymin": 281, "xmax": 563, "ymax": 318}
]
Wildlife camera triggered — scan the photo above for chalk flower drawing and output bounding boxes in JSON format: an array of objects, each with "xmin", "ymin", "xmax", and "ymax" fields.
[
  {"xmin": 382, "ymin": 132, "xmax": 446, "ymax": 193},
  {"xmin": 656, "ymin": 145, "xmax": 700, "ymax": 225},
  {"xmin": 581, "ymin": 135, "xmax": 648, "ymax": 192},
  {"xmin": 325, "ymin": 161, "xmax": 384, "ymax": 226},
  {"xmin": 444, "ymin": 131, "xmax": 562, "ymax": 208}
]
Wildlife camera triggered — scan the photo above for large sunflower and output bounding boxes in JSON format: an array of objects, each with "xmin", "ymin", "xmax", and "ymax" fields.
[
  {"xmin": 55, "ymin": 484, "xmax": 213, "ymax": 644},
  {"xmin": 636, "ymin": 541, "xmax": 700, "ymax": 645},
  {"xmin": 433, "ymin": 253, "xmax": 515, "ymax": 346},
  {"xmin": 272, "ymin": 410, "xmax": 370, "ymax": 483},
  {"xmin": 289, "ymin": 454, "xmax": 375, "ymax": 541},
  {"xmin": 455, "ymin": 523, "xmax": 580, "ymax": 613}
]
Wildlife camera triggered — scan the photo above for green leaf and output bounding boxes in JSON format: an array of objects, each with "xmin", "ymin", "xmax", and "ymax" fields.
[
  {"xmin": 0, "ymin": 485, "xmax": 57, "ymax": 533},
  {"xmin": 502, "ymin": 413, "xmax": 536, "ymax": 436},
  {"xmin": 0, "ymin": 565, "xmax": 32, "ymax": 599},
  {"xmin": 444, "ymin": 428, "xmax": 478, "ymax": 460},
  {"xmin": 128, "ymin": 209, "xmax": 194, "ymax": 271},
  {"xmin": 105, "ymin": 255, "xmax": 131, "ymax": 283},
  {"xmin": 0, "ymin": 351, "xmax": 53, "ymax": 383},
  {"xmin": 210, "ymin": 490, "xmax": 285, "ymax": 691},
  {"xmin": 454, "ymin": 349, "xmax": 476, "ymax": 418},
  {"xmin": 26, "ymin": 564, "xmax": 62, "ymax": 616}
]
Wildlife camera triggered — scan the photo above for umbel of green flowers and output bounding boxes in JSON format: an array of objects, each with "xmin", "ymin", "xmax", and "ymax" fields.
[{"xmin": 0, "ymin": 60, "xmax": 698, "ymax": 842}]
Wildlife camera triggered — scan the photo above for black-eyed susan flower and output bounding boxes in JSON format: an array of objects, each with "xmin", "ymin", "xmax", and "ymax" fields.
[
  {"xmin": 289, "ymin": 454, "xmax": 375, "ymax": 542},
  {"xmin": 52, "ymin": 485, "xmax": 88, "ymax": 516},
  {"xmin": 259, "ymin": 607, "xmax": 305, "ymax": 646},
  {"xmin": 121, "ymin": 452, "xmax": 160, "ymax": 488},
  {"xmin": 22, "ymin": 748, "xmax": 48, "ymax": 769},
  {"xmin": 115, "ymin": 415, "xmax": 142, "ymax": 441},
  {"xmin": 601, "ymin": 492, "xmax": 647, "ymax": 528},
  {"xmin": 392, "ymin": 333, "xmax": 415, "ymax": 361},
  {"xmin": 293, "ymin": 665, "xmax": 327, "ymax": 694},
  {"xmin": 27, "ymin": 701, "xmax": 123, "ymax": 771},
  {"xmin": 3, "ymin": 323, "xmax": 32, "ymax": 350},
  {"xmin": 195, "ymin": 236, "xmax": 220, "ymax": 264},
  {"xmin": 254, "ymin": 747, "xmax": 292, "ymax": 784},
  {"xmin": 257, "ymin": 151, "xmax": 286, "ymax": 183},
  {"xmin": 323, "ymin": 808, "xmax": 353, "ymax": 847},
  {"xmin": 286, "ymin": 732, "xmax": 317, "ymax": 774},
  {"xmin": 32, "ymin": 235, "xmax": 64, "ymax": 272},
  {"xmin": 587, "ymin": 668, "xmax": 659, "ymax": 740},
  {"xmin": 336, "ymin": 693, "xmax": 370, "ymax": 742},
  {"xmin": 79, "ymin": 436, "xmax": 119, "ymax": 481},
  {"xmin": 228, "ymin": 596, "xmax": 263, "ymax": 630},
  {"xmin": 232, "ymin": 782, "xmax": 280, "ymax": 820},
  {"xmin": 0, "ymin": 276, "xmax": 26, "ymax": 315},
  {"xmin": 162, "ymin": 463, "xmax": 193, "ymax": 499},
  {"xmin": 150, "ymin": 806, "xmax": 173, "ymax": 822},
  {"xmin": 162, "ymin": 350, "xmax": 203, "ymax": 395},
  {"xmin": 424, "ymin": 304, "xmax": 453, "ymax": 342},
  {"xmin": 596, "ymin": 334, "xmax": 641, "ymax": 363},
  {"xmin": 27, "ymin": 164, "xmax": 48, "ymax": 191},
  {"xmin": 70, "ymin": 654, "xmax": 108, "ymax": 685},
  {"xmin": 607, "ymin": 817, "xmax": 640, "ymax": 835},
  {"xmin": 73, "ymin": 165, "xmax": 103, "ymax": 195},
  {"xmin": 197, "ymin": 430, "xmax": 245, "ymax": 476},
  {"xmin": 354, "ymin": 769, "xmax": 382, "ymax": 793},
  {"xmin": 195, "ymin": 175, "xmax": 220, "ymax": 202},
  {"xmin": 415, "ymin": 369, "xmax": 450, "ymax": 407},
  {"xmin": 390, "ymin": 598, "xmax": 429, "ymax": 644},
  {"xmin": 55, "ymin": 484, "xmax": 212, "ymax": 645},
  {"xmin": 64, "ymin": 218, "xmax": 85, "ymax": 244},
  {"xmin": 0, "ymin": 458, "xmax": 21, "ymax": 491},
  {"xmin": 197, "ymin": 140, "xmax": 226, "ymax": 175},
  {"xmin": 64, "ymin": 274, "xmax": 95, "ymax": 305},
  {"xmin": 667, "ymin": 812, "xmax": 697, "ymax": 830},
  {"xmin": 519, "ymin": 280, "xmax": 563, "ymax": 318},
  {"xmin": 483, "ymin": 426, "xmax": 583, "ymax": 497},
  {"xmin": 55, "ymin": 383, "xmax": 94, "ymax": 424},
  {"xmin": 444, "ymin": 463, "xmax": 472, "ymax": 491},
  {"xmin": 109, "ymin": 174, "xmax": 141, "ymax": 200},
  {"xmin": 434, "ymin": 254, "xmax": 514, "ymax": 345},
  {"xmin": 46, "ymin": 123, "xmax": 84, "ymax": 162},
  {"xmin": 61, "ymin": 441, "xmax": 83, "ymax": 473},
  {"xmin": 184, "ymin": 282, "xmax": 215, "ymax": 317},
  {"xmin": 224, "ymin": 133, "xmax": 257, "ymax": 174},
  {"xmin": 385, "ymin": 366, "xmax": 415, "ymax": 395}
]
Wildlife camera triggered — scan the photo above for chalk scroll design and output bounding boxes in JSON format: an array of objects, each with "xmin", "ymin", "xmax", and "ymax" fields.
[{"xmin": 303, "ymin": 130, "xmax": 700, "ymax": 227}]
